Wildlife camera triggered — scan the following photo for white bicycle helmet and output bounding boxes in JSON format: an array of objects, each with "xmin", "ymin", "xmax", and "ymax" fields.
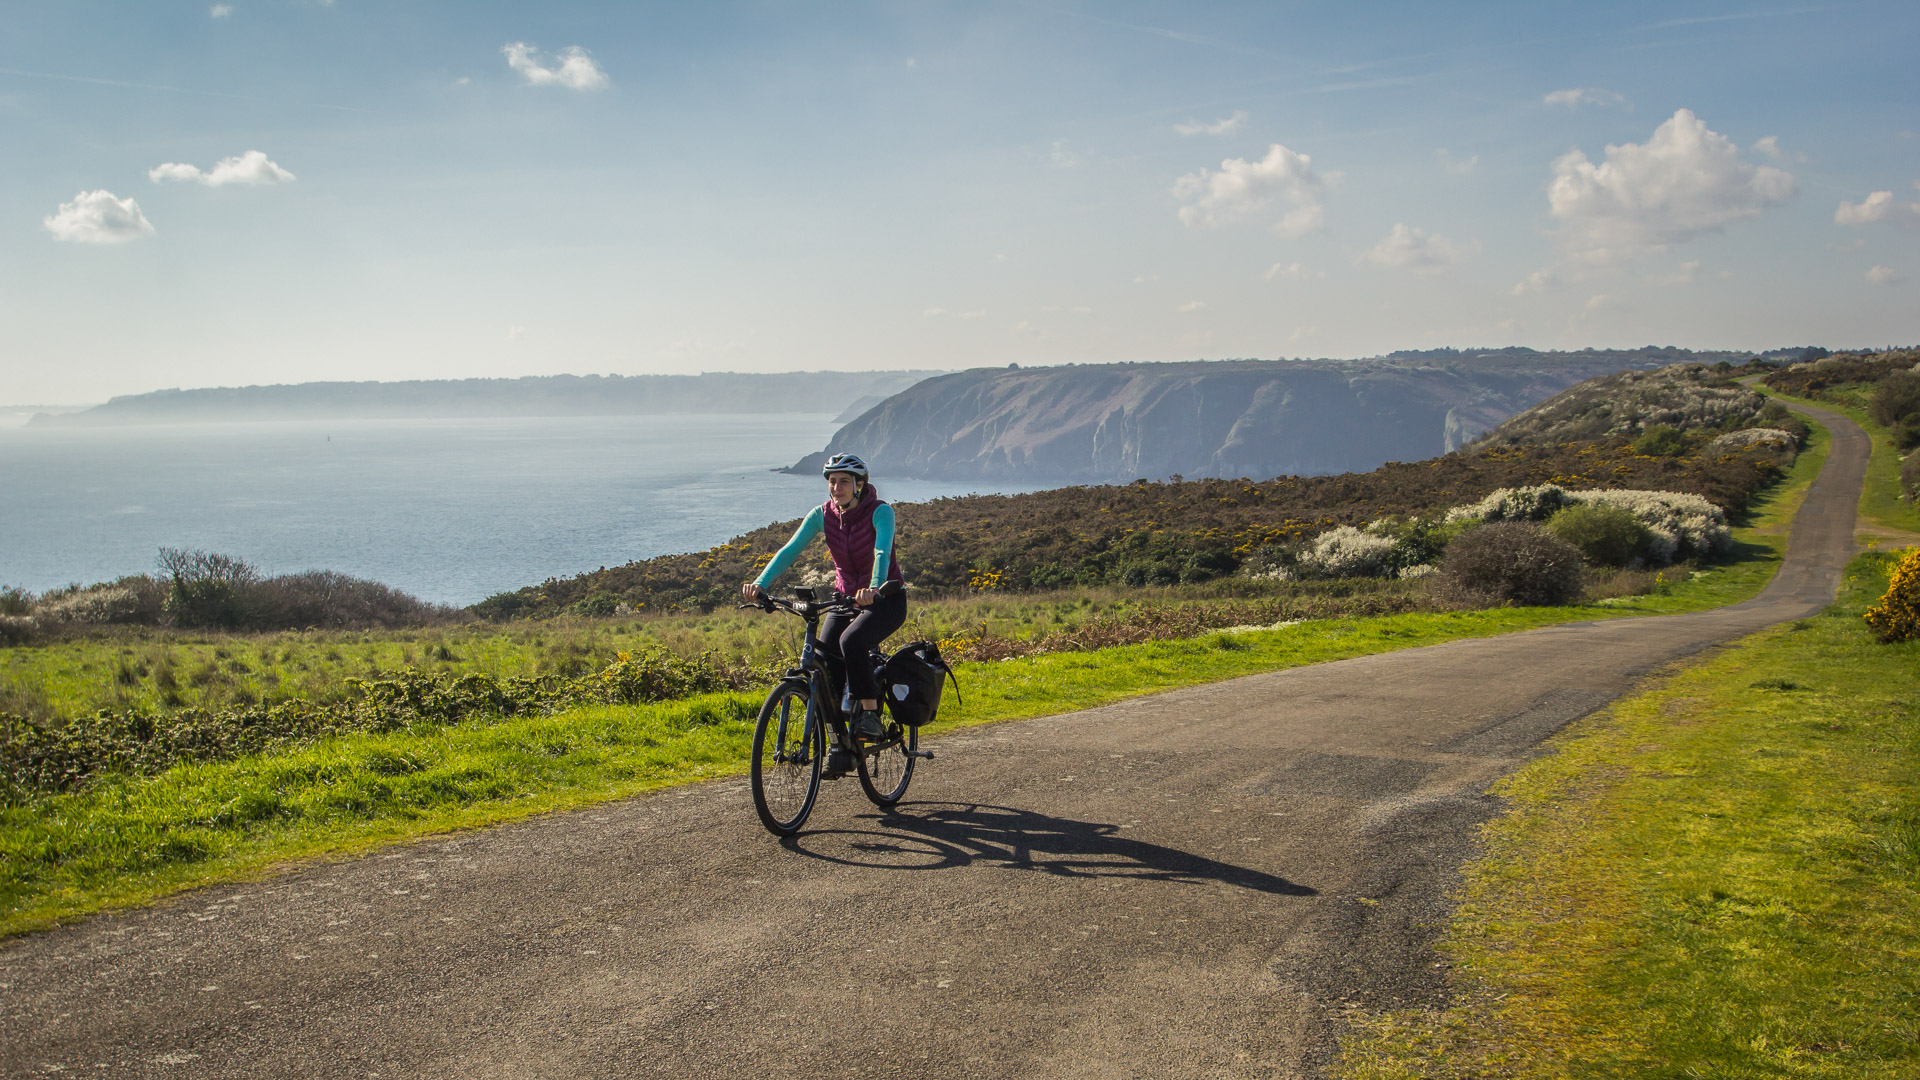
[{"xmin": 820, "ymin": 452, "xmax": 870, "ymax": 480}]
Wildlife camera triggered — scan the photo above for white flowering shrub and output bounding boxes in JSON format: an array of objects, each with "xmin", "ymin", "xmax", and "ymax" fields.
[
  {"xmin": 1294, "ymin": 526, "xmax": 1398, "ymax": 578},
  {"xmin": 1573, "ymin": 489, "xmax": 1729, "ymax": 563},
  {"xmin": 1397, "ymin": 564, "xmax": 1436, "ymax": 580},
  {"xmin": 1444, "ymin": 484, "xmax": 1574, "ymax": 525},
  {"xmin": 1707, "ymin": 427, "xmax": 1798, "ymax": 454},
  {"xmin": 1445, "ymin": 486, "xmax": 1729, "ymax": 565},
  {"xmin": 35, "ymin": 585, "xmax": 146, "ymax": 624}
]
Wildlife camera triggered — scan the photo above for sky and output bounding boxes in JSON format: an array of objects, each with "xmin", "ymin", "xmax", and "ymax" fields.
[{"xmin": 3, "ymin": 0, "xmax": 1916, "ymax": 404}]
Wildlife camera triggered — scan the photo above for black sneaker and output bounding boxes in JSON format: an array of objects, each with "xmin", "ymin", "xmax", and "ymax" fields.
[
  {"xmin": 852, "ymin": 708, "xmax": 888, "ymax": 741},
  {"xmin": 823, "ymin": 747, "xmax": 854, "ymax": 778}
]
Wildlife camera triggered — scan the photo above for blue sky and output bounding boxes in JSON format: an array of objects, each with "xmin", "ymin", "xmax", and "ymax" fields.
[{"xmin": 3, "ymin": 1, "xmax": 1916, "ymax": 403}]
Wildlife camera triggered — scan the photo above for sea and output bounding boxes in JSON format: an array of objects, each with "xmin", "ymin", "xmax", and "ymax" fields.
[{"xmin": 0, "ymin": 414, "xmax": 1042, "ymax": 606}]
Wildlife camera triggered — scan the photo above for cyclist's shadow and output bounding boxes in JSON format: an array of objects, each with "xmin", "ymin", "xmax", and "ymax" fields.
[{"xmin": 783, "ymin": 801, "xmax": 1315, "ymax": 897}]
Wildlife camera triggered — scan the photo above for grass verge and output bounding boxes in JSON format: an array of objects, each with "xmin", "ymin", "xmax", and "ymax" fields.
[
  {"xmin": 1334, "ymin": 549, "xmax": 1920, "ymax": 1079},
  {"xmin": 0, "ymin": 431, "xmax": 1834, "ymax": 937}
]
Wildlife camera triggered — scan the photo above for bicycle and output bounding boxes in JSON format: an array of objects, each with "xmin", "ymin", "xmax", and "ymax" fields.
[{"xmin": 741, "ymin": 579, "xmax": 931, "ymax": 836}]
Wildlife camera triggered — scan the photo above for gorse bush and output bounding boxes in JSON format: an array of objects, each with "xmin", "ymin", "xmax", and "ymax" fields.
[
  {"xmin": 1863, "ymin": 548, "xmax": 1920, "ymax": 643},
  {"xmin": 1435, "ymin": 522, "xmax": 1586, "ymax": 607},
  {"xmin": 1546, "ymin": 504, "xmax": 1651, "ymax": 568}
]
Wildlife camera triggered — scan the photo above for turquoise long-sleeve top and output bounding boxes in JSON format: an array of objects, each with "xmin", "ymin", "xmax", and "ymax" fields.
[{"xmin": 753, "ymin": 502, "xmax": 896, "ymax": 589}]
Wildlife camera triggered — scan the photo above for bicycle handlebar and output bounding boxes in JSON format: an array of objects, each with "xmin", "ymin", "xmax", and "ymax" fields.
[{"xmin": 737, "ymin": 578, "xmax": 901, "ymax": 615}]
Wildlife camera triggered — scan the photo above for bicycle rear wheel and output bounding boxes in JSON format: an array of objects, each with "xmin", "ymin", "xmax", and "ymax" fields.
[
  {"xmin": 856, "ymin": 718, "xmax": 916, "ymax": 808},
  {"xmin": 751, "ymin": 681, "xmax": 823, "ymax": 836}
]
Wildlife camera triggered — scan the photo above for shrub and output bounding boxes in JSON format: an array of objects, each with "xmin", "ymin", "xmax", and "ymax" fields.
[
  {"xmin": 1574, "ymin": 489, "xmax": 1730, "ymax": 562},
  {"xmin": 0, "ymin": 586, "xmax": 32, "ymax": 617},
  {"xmin": 1706, "ymin": 427, "xmax": 1799, "ymax": 455},
  {"xmin": 1634, "ymin": 424, "xmax": 1689, "ymax": 457},
  {"xmin": 1864, "ymin": 548, "xmax": 1920, "ymax": 643},
  {"xmin": 1903, "ymin": 450, "xmax": 1920, "ymax": 503},
  {"xmin": 1754, "ymin": 400, "xmax": 1811, "ymax": 444},
  {"xmin": 1447, "ymin": 486, "xmax": 1729, "ymax": 565},
  {"xmin": 1294, "ymin": 526, "xmax": 1398, "ymax": 578},
  {"xmin": 1546, "ymin": 503, "xmax": 1650, "ymax": 567},
  {"xmin": 1446, "ymin": 484, "xmax": 1574, "ymax": 525},
  {"xmin": 32, "ymin": 577, "xmax": 167, "ymax": 625},
  {"xmin": 159, "ymin": 548, "xmax": 260, "ymax": 629},
  {"xmin": 1434, "ymin": 522, "xmax": 1585, "ymax": 607},
  {"xmin": 1867, "ymin": 371, "xmax": 1920, "ymax": 430},
  {"xmin": 1890, "ymin": 416, "xmax": 1920, "ymax": 452}
]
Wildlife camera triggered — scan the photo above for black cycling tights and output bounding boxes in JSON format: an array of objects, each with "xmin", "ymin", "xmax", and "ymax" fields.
[{"xmin": 818, "ymin": 588, "xmax": 908, "ymax": 704}]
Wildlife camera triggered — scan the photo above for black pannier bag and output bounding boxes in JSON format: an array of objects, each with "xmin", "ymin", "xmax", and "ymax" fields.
[{"xmin": 880, "ymin": 640, "xmax": 959, "ymax": 727}]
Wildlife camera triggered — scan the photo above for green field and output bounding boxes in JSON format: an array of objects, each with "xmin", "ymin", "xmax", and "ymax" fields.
[
  {"xmin": 0, "ymin": 422, "xmax": 1833, "ymax": 935},
  {"xmin": 1335, "ymin": 549, "xmax": 1920, "ymax": 1079}
]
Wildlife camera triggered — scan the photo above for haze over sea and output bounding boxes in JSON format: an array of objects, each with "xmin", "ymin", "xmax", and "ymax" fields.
[{"xmin": 0, "ymin": 414, "xmax": 1038, "ymax": 607}]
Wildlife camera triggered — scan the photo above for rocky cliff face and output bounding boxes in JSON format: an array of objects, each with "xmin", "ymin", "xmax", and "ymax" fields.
[{"xmin": 791, "ymin": 350, "xmax": 1736, "ymax": 483}]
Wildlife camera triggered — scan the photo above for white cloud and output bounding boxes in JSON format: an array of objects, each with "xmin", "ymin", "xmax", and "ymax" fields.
[
  {"xmin": 43, "ymin": 190, "xmax": 155, "ymax": 244},
  {"xmin": 1866, "ymin": 265, "xmax": 1903, "ymax": 286},
  {"xmin": 1547, "ymin": 108, "xmax": 1796, "ymax": 265},
  {"xmin": 148, "ymin": 150, "xmax": 295, "ymax": 187},
  {"xmin": 1050, "ymin": 140, "xmax": 1079, "ymax": 169},
  {"xmin": 1585, "ymin": 293, "xmax": 1613, "ymax": 311},
  {"xmin": 1264, "ymin": 262, "xmax": 1324, "ymax": 281},
  {"xmin": 1177, "ymin": 300, "xmax": 1207, "ymax": 313},
  {"xmin": 1361, "ymin": 223, "xmax": 1472, "ymax": 273},
  {"xmin": 1289, "ymin": 325, "xmax": 1318, "ymax": 343},
  {"xmin": 1544, "ymin": 87, "xmax": 1628, "ymax": 109},
  {"xmin": 1174, "ymin": 110, "xmax": 1248, "ymax": 137},
  {"xmin": 502, "ymin": 42, "xmax": 609, "ymax": 91},
  {"xmin": 1173, "ymin": 143, "xmax": 1326, "ymax": 236},
  {"xmin": 210, "ymin": 4, "xmax": 232, "ymax": 17},
  {"xmin": 1511, "ymin": 267, "xmax": 1562, "ymax": 295},
  {"xmin": 1435, "ymin": 148, "xmax": 1478, "ymax": 175},
  {"xmin": 506, "ymin": 325, "xmax": 527, "ymax": 340},
  {"xmin": 1749, "ymin": 135, "xmax": 1805, "ymax": 163},
  {"xmin": 1835, "ymin": 189, "xmax": 1920, "ymax": 226}
]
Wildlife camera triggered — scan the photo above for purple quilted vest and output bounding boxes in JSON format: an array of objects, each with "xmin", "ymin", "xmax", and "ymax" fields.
[{"xmin": 823, "ymin": 484, "xmax": 904, "ymax": 595}]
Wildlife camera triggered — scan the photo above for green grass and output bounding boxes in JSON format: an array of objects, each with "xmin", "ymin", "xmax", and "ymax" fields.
[
  {"xmin": 0, "ymin": 430, "xmax": 1835, "ymax": 936},
  {"xmin": 1335, "ymin": 550, "xmax": 1920, "ymax": 1079},
  {"xmin": 1761, "ymin": 388, "xmax": 1919, "ymax": 536}
]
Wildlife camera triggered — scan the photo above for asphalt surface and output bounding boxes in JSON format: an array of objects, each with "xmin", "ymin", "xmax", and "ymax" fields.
[{"xmin": 1, "ymin": 404, "xmax": 1869, "ymax": 1080}]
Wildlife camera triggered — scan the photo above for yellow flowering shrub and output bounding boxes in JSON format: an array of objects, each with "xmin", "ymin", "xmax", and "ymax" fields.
[{"xmin": 1863, "ymin": 548, "xmax": 1920, "ymax": 642}]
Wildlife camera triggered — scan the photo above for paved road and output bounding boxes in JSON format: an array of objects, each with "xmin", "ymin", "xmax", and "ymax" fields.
[{"xmin": 2, "ymin": 405, "xmax": 1869, "ymax": 1080}]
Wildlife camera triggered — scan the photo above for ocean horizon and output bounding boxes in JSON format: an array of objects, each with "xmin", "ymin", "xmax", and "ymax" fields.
[{"xmin": 0, "ymin": 414, "xmax": 1043, "ymax": 607}]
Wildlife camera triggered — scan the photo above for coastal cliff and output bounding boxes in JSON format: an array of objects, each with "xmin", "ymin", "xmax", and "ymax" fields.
[{"xmin": 789, "ymin": 349, "xmax": 1747, "ymax": 483}]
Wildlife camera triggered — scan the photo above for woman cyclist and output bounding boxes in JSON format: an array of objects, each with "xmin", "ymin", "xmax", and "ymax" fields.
[{"xmin": 741, "ymin": 453, "xmax": 906, "ymax": 764}]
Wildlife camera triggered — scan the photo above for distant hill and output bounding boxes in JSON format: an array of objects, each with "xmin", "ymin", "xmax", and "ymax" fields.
[
  {"xmin": 1467, "ymin": 361, "xmax": 1779, "ymax": 448},
  {"xmin": 29, "ymin": 371, "xmax": 944, "ymax": 426},
  {"xmin": 787, "ymin": 348, "xmax": 1756, "ymax": 484}
]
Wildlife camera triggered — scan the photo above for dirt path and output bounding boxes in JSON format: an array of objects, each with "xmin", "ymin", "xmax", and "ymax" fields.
[{"xmin": 1, "ymin": 405, "xmax": 1869, "ymax": 1080}]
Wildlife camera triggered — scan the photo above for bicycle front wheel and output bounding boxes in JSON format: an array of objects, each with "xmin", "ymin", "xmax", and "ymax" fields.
[
  {"xmin": 857, "ymin": 718, "xmax": 916, "ymax": 808},
  {"xmin": 751, "ymin": 681, "xmax": 823, "ymax": 836}
]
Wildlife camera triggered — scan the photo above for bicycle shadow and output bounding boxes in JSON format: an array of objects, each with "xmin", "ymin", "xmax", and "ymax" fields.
[{"xmin": 783, "ymin": 801, "xmax": 1315, "ymax": 897}]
